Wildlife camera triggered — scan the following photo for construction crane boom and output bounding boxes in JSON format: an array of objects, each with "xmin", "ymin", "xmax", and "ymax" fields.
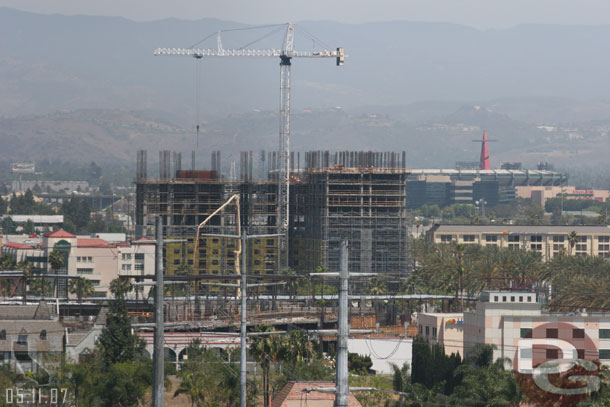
[{"xmin": 154, "ymin": 23, "xmax": 345, "ymax": 270}]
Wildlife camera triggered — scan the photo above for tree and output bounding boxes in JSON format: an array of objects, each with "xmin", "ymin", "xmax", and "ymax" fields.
[
  {"xmin": 109, "ymin": 278, "xmax": 133, "ymax": 299},
  {"xmin": 174, "ymin": 339, "xmax": 254, "ymax": 407},
  {"xmin": 97, "ymin": 297, "xmax": 145, "ymax": 366},
  {"xmin": 29, "ymin": 278, "xmax": 52, "ymax": 297},
  {"xmin": 348, "ymin": 353, "xmax": 373, "ymax": 375},
  {"xmin": 455, "ymin": 243, "xmax": 465, "ymax": 312},
  {"xmin": 250, "ymin": 325, "xmax": 286, "ymax": 407},
  {"xmin": 69, "ymin": 278, "xmax": 95, "ymax": 302},
  {"xmin": 1, "ymin": 216, "xmax": 17, "ymax": 234},
  {"xmin": 0, "ymin": 197, "xmax": 7, "ymax": 216},
  {"xmin": 48, "ymin": 249, "xmax": 65, "ymax": 297},
  {"xmin": 568, "ymin": 230, "xmax": 578, "ymax": 255},
  {"xmin": 22, "ymin": 219, "xmax": 35, "ymax": 235}
]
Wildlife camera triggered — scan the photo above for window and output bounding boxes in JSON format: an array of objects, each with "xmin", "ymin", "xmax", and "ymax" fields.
[
  {"xmin": 485, "ymin": 235, "xmax": 498, "ymax": 242},
  {"xmin": 212, "ymin": 249, "xmax": 219, "ymax": 255},
  {"xmin": 577, "ymin": 349, "xmax": 585, "ymax": 359},
  {"xmin": 212, "ymin": 239, "xmax": 219, "ymax": 243},
  {"xmin": 553, "ymin": 235, "xmax": 565, "ymax": 243},
  {"xmin": 40, "ymin": 330, "xmax": 47, "ymax": 340},
  {"xmin": 599, "ymin": 329, "xmax": 610, "ymax": 339},
  {"xmin": 508, "ymin": 235, "xmax": 520, "ymax": 242},
  {"xmin": 530, "ymin": 244, "xmax": 542, "ymax": 251},
  {"xmin": 599, "ymin": 244, "xmax": 610, "ymax": 251},
  {"xmin": 173, "ymin": 249, "xmax": 180, "ymax": 254},
  {"xmin": 463, "ymin": 235, "xmax": 476, "ymax": 242},
  {"xmin": 267, "ymin": 239, "xmax": 274, "ymax": 245},
  {"xmin": 520, "ymin": 328, "xmax": 532, "ymax": 338},
  {"xmin": 553, "ymin": 244, "xmax": 564, "ymax": 251},
  {"xmin": 546, "ymin": 349, "xmax": 559, "ymax": 359},
  {"xmin": 87, "ymin": 256, "xmax": 93, "ymax": 263},
  {"xmin": 547, "ymin": 328, "xmax": 559, "ymax": 339},
  {"xmin": 0, "ymin": 330, "xmax": 5, "ymax": 340},
  {"xmin": 77, "ymin": 256, "xmax": 82, "ymax": 262},
  {"xmin": 134, "ymin": 264, "xmax": 144, "ymax": 271},
  {"xmin": 212, "ymin": 270, "xmax": 219, "ymax": 275},
  {"xmin": 419, "ymin": 325, "xmax": 423, "ymax": 334},
  {"xmin": 527, "ymin": 296, "xmax": 532, "ymax": 302},
  {"xmin": 494, "ymin": 296, "xmax": 499, "ymax": 302},
  {"xmin": 432, "ymin": 327, "xmax": 437, "ymax": 338},
  {"xmin": 440, "ymin": 235, "xmax": 454, "ymax": 243},
  {"xmin": 77, "ymin": 268, "xmax": 93, "ymax": 275},
  {"xmin": 187, "ymin": 259, "xmax": 193, "ymax": 265},
  {"xmin": 90, "ymin": 280, "xmax": 100, "ymax": 286},
  {"xmin": 187, "ymin": 249, "xmax": 193, "ymax": 254},
  {"xmin": 599, "ymin": 349, "xmax": 610, "ymax": 359},
  {"xmin": 212, "ymin": 260, "xmax": 219, "ymax": 265},
  {"xmin": 599, "ymin": 236, "xmax": 610, "ymax": 243},
  {"xmin": 519, "ymin": 296, "xmax": 523, "ymax": 302},
  {"xmin": 576, "ymin": 244, "xmax": 587, "ymax": 251},
  {"xmin": 510, "ymin": 296, "xmax": 515, "ymax": 302},
  {"xmin": 135, "ymin": 253, "xmax": 145, "ymax": 260},
  {"xmin": 122, "ymin": 253, "xmax": 132, "ymax": 261},
  {"xmin": 425, "ymin": 326, "xmax": 429, "ymax": 336},
  {"xmin": 17, "ymin": 334, "xmax": 27, "ymax": 345},
  {"xmin": 173, "ymin": 259, "xmax": 180, "ymax": 265},
  {"xmin": 254, "ymin": 249, "xmax": 261, "ymax": 255},
  {"xmin": 502, "ymin": 296, "xmax": 507, "ymax": 302},
  {"xmin": 530, "ymin": 235, "xmax": 542, "ymax": 242},
  {"xmin": 578, "ymin": 236, "xmax": 587, "ymax": 243},
  {"xmin": 573, "ymin": 329, "xmax": 585, "ymax": 339}
]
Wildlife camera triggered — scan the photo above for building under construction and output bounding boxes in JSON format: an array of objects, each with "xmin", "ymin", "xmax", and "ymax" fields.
[
  {"xmin": 291, "ymin": 151, "xmax": 409, "ymax": 275},
  {"xmin": 135, "ymin": 150, "xmax": 410, "ymax": 288}
]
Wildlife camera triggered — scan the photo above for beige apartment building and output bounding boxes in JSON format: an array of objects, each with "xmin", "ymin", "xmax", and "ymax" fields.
[
  {"xmin": 428, "ymin": 224, "xmax": 610, "ymax": 260},
  {"xmin": 2, "ymin": 229, "xmax": 155, "ymax": 297},
  {"xmin": 417, "ymin": 312, "xmax": 464, "ymax": 356}
]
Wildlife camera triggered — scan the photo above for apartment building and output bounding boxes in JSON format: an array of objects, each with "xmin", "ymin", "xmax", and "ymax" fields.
[
  {"xmin": 1, "ymin": 229, "xmax": 155, "ymax": 297},
  {"xmin": 428, "ymin": 224, "xmax": 610, "ymax": 259}
]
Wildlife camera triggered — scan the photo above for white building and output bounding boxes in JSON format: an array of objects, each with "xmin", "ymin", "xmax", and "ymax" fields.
[{"xmin": 347, "ymin": 336, "xmax": 412, "ymax": 374}]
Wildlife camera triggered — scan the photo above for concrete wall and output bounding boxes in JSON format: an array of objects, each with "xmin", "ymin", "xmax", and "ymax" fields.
[{"xmin": 347, "ymin": 337, "xmax": 412, "ymax": 374}]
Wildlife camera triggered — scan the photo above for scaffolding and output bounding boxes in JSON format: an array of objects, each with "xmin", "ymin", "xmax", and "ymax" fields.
[{"xmin": 135, "ymin": 149, "xmax": 410, "ymax": 287}]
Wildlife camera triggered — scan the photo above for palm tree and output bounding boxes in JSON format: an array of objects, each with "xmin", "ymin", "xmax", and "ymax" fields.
[
  {"xmin": 109, "ymin": 278, "xmax": 133, "ymax": 299},
  {"xmin": 68, "ymin": 278, "xmax": 95, "ymax": 303},
  {"xmin": 48, "ymin": 249, "xmax": 65, "ymax": 297},
  {"xmin": 16, "ymin": 261, "xmax": 32, "ymax": 304},
  {"xmin": 455, "ymin": 243, "xmax": 465, "ymax": 311},
  {"xmin": 366, "ymin": 277, "xmax": 387, "ymax": 321},
  {"xmin": 250, "ymin": 325, "xmax": 284, "ymax": 407},
  {"xmin": 568, "ymin": 231, "xmax": 578, "ymax": 255}
]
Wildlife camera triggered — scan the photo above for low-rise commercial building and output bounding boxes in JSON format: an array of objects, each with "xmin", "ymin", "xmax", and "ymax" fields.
[{"xmin": 417, "ymin": 312, "xmax": 464, "ymax": 356}]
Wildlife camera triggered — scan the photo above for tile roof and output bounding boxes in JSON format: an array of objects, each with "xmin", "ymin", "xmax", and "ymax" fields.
[
  {"xmin": 272, "ymin": 381, "xmax": 362, "ymax": 407},
  {"xmin": 3, "ymin": 242, "xmax": 35, "ymax": 250},
  {"xmin": 43, "ymin": 229, "xmax": 76, "ymax": 238},
  {"xmin": 77, "ymin": 238, "xmax": 111, "ymax": 248}
]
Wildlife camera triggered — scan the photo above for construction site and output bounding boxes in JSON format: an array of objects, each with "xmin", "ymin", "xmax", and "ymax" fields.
[{"xmin": 135, "ymin": 149, "xmax": 410, "ymax": 294}]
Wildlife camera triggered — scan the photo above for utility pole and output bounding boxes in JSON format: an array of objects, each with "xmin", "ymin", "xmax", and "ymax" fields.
[
  {"xmin": 152, "ymin": 216, "xmax": 164, "ymax": 407},
  {"xmin": 240, "ymin": 229, "xmax": 247, "ymax": 407},
  {"xmin": 336, "ymin": 240, "xmax": 349, "ymax": 407}
]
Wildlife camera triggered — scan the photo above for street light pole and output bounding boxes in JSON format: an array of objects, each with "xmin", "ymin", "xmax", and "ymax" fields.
[
  {"xmin": 152, "ymin": 216, "xmax": 164, "ymax": 407},
  {"xmin": 336, "ymin": 240, "xmax": 349, "ymax": 407},
  {"xmin": 240, "ymin": 229, "xmax": 247, "ymax": 407}
]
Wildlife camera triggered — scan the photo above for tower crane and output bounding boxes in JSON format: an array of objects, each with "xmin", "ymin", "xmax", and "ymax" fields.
[{"xmin": 154, "ymin": 23, "xmax": 345, "ymax": 269}]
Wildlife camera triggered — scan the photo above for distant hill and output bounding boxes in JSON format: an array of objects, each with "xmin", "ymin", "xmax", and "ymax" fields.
[
  {"xmin": 3, "ymin": 8, "xmax": 610, "ymax": 123},
  {"xmin": 4, "ymin": 105, "xmax": 610, "ymax": 170}
]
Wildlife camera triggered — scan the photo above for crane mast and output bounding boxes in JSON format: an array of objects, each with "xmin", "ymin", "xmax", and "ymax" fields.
[{"xmin": 154, "ymin": 23, "xmax": 345, "ymax": 270}]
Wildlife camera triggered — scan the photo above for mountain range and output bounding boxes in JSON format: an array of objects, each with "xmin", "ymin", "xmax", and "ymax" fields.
[{"xmin": 2, "ymin": 8, "xmax": 610, "ymax": 170}]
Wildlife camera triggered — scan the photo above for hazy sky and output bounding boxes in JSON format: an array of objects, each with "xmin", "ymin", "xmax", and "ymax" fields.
[{"xmin": 2, "ymin": 0, "xmax": 610, "ymax": 29}]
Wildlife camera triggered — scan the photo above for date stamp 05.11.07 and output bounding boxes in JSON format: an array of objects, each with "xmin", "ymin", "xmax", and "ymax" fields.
[{"xmin": 5, "ymin": 387, "xmax": 69, "ymax": 405}]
